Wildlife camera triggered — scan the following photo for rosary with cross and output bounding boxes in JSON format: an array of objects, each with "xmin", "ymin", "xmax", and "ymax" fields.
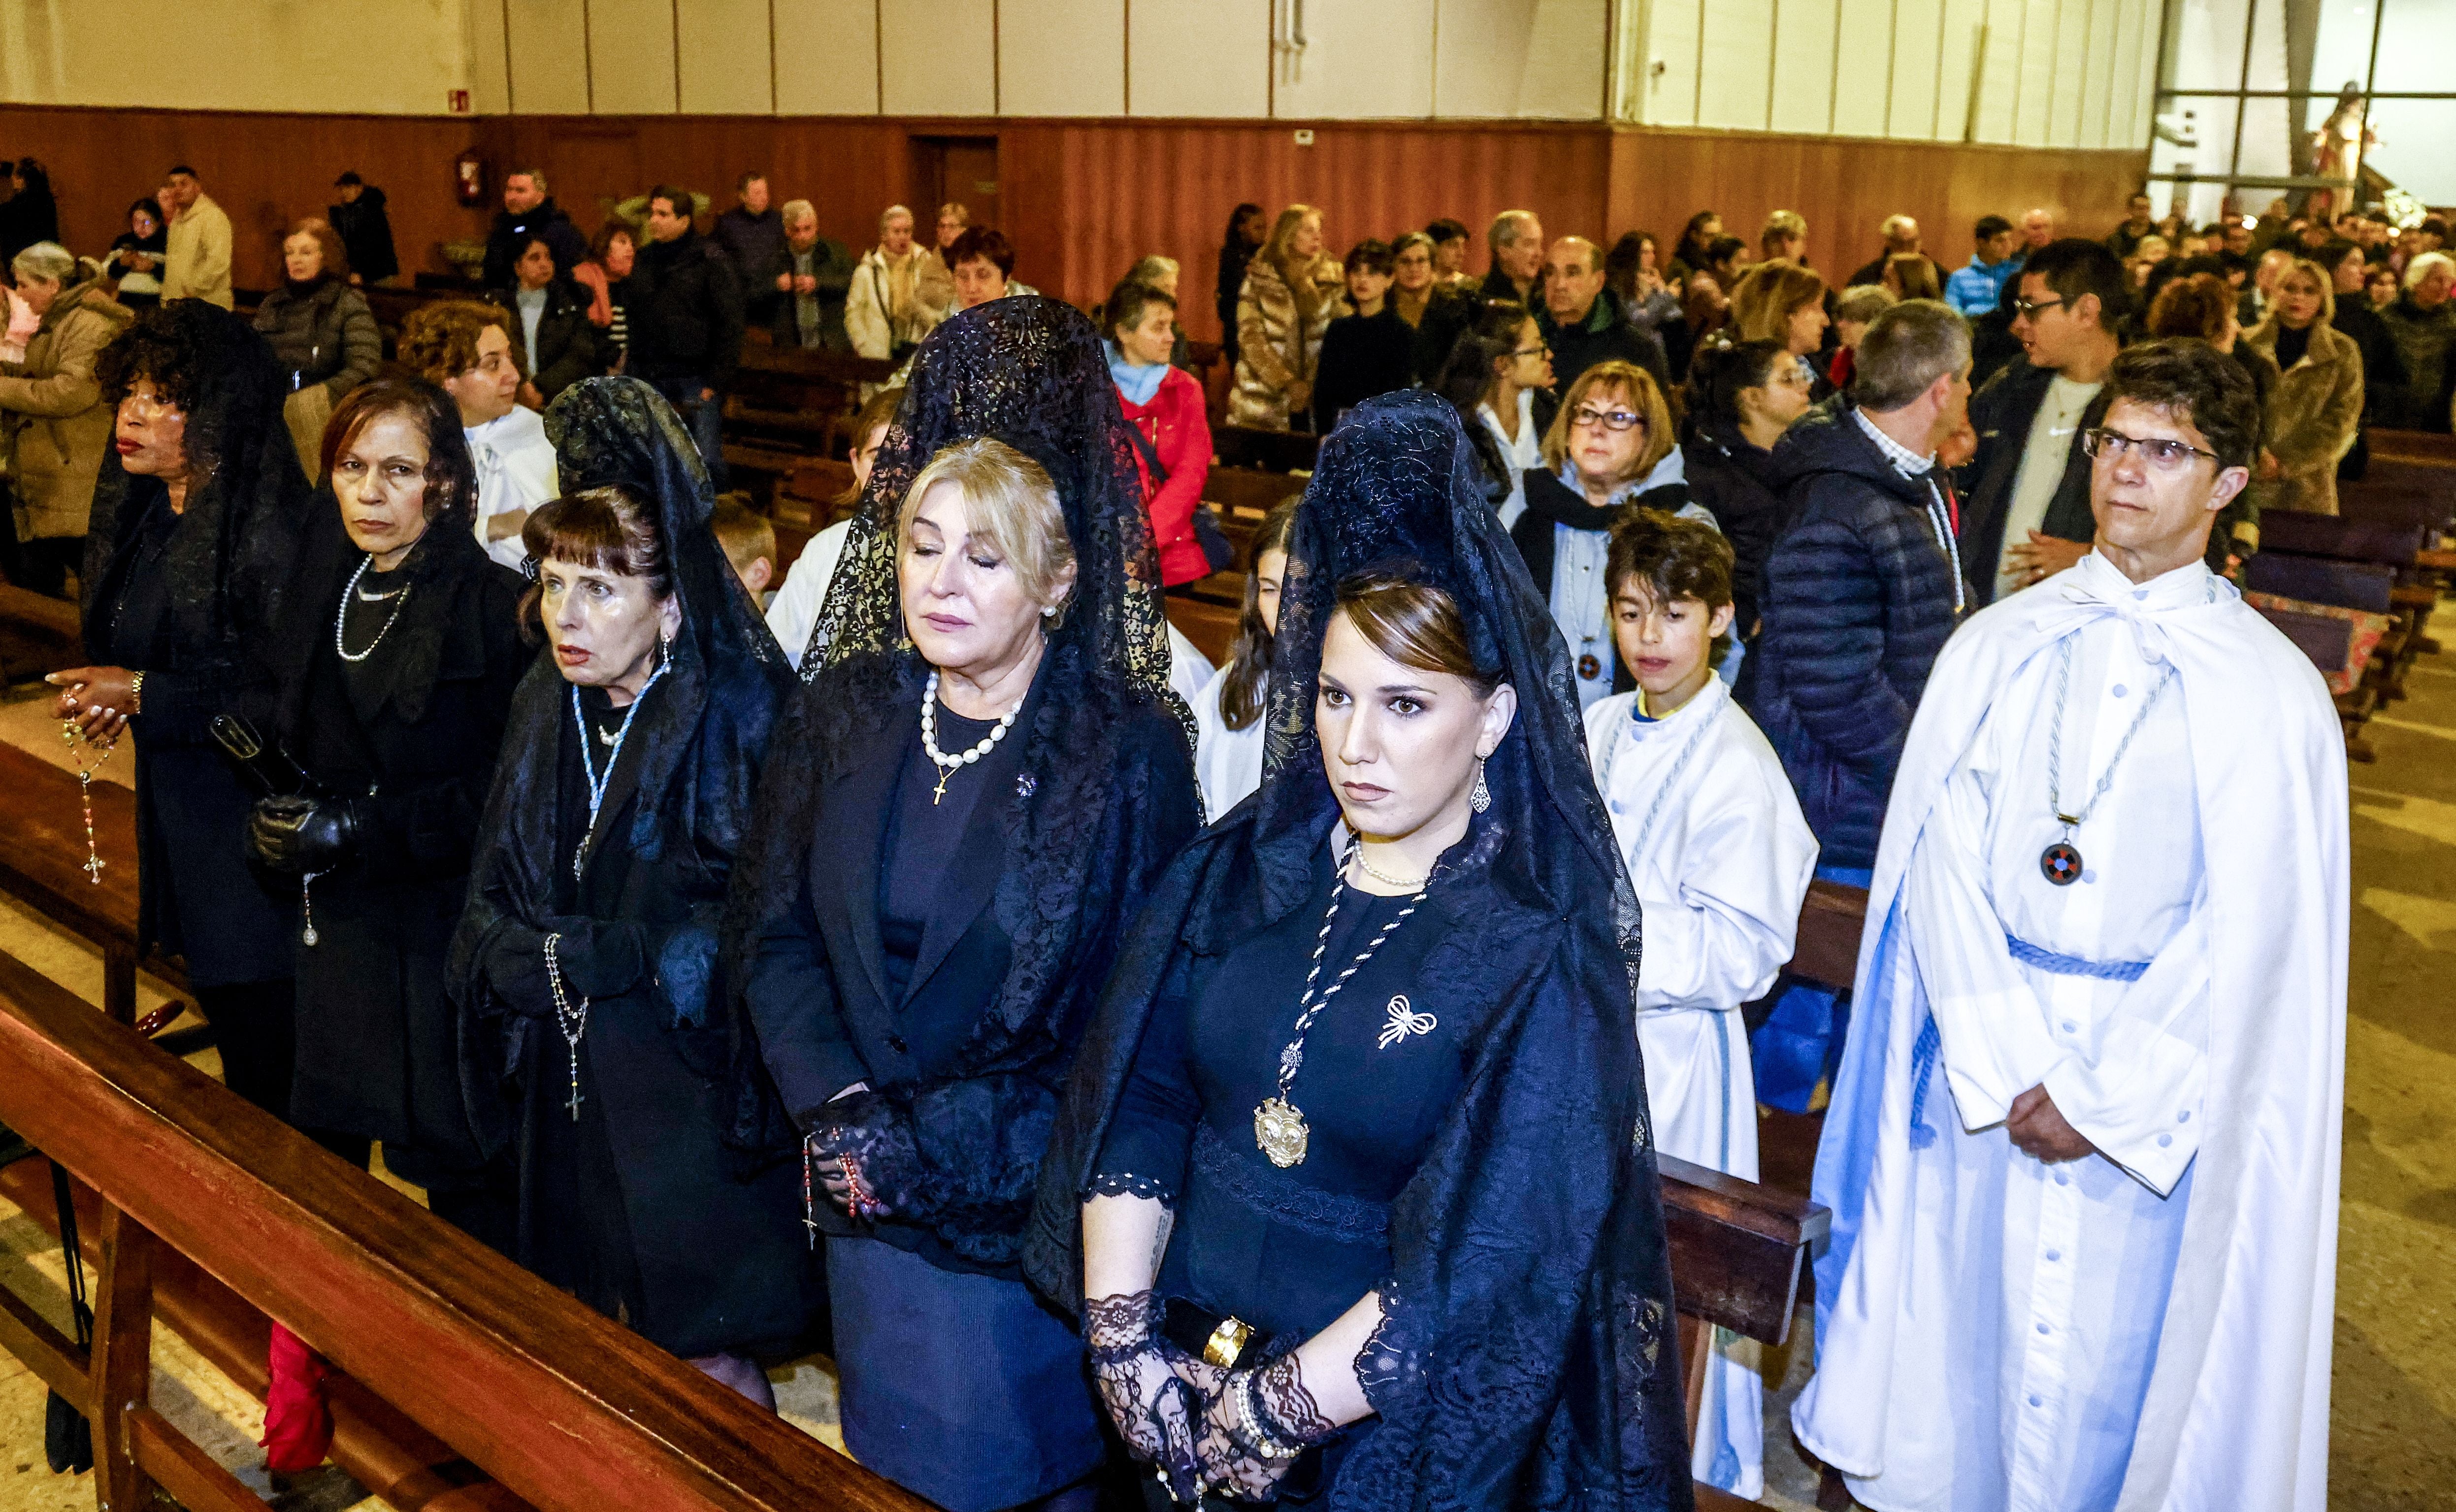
[{"xmin": 60, "ymin": 722, "xmax": 116, "ymax": 885}]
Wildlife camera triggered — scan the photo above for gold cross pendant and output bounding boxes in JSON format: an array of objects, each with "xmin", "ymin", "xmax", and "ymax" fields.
[{"xmin": 932, "ymin": 766, "xmax": 953, "ymax": 804}]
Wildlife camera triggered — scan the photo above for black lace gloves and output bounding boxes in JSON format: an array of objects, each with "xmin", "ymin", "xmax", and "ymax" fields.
[
  {"xmin": 1195, "ymin": 1350, "xmax": 1338, "ymax": 1499},
  {"xmin": 1086, "ymin": 1289, "xmax": 1214, "ymax": 1502},
  {"xmin": 803, "ymin": 1090, "xmax": 923, "ymax": 1220},
  {"xmin": 247, "ymin": 795, "xmax": 362, "ymax": 876}
]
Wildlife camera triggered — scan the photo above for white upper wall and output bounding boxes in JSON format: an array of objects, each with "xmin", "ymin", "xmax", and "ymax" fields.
[
  {"xmin": 0, "ymin": 0, "xmax": 2169, "ymax": 144},
  {"xmin": 1628, "ymin": 0, "xmax": 2164, "ymax": 148}
]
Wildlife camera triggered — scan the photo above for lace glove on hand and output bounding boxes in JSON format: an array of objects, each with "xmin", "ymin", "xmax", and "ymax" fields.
[
  {"xmin": 1195, "ymin": 1350, "xmax": 1337, "ymax": 1500},
  {"xmin": 247, "ymin": 795, "xmax": 361, "ymax": 876},
  {"xmin": 1085, "ymin": 1290, "xmax": 1213, "ymax": 1504},
  {"xmin": 803, "ymin": 1090, "xmax": 923, "ymax": 1219}
]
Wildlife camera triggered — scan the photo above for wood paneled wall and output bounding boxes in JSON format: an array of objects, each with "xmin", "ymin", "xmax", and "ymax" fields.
[{"xmin": 2, "ymin": 102, "xmax": 2143, "ymax": 341}]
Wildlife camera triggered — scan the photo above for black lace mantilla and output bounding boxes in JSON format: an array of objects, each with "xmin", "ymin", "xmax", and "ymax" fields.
[{"xmin": 1028, "ymin": 394, "xmax": 1691, "ymax": 1509}]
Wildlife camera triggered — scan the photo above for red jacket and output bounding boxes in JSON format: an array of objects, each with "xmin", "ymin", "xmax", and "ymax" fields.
[{"xmin": 1117, "ymin": 364, "xmax": 1213, "ymax": 587}]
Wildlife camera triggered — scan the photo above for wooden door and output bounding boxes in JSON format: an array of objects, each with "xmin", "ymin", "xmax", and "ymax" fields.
[{"xmin": 912, "ymin": 136, "xmax": 1002, "ymax": 230}]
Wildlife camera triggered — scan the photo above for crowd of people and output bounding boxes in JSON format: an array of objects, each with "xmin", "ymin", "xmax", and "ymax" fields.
[{"xmin": 5, "ymin": 148, "xmax": 2370, "ymax": 1512}]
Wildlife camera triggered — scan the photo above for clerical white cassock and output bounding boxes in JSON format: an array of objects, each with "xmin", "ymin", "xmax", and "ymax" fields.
[
  {"xmin": 465, "ymin": 406, "xmax": 561, "ymax": 572},
  {"xmin": 1584, "ymin": 674, "xmax": 1817, "ymax": 1500},
  {"xmin": 1795, "ymin": 550, "xmax": 2345, "ymax": 1512}
]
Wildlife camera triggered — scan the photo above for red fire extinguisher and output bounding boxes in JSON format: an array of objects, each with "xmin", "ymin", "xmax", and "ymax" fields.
[{"xmin": 454, "ymin": 149, "xmax": 485, "ymax": 209}]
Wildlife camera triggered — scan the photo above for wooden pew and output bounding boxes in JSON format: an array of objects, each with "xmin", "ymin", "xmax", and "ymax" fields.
[
  {"xmin": 1212, "ymin": 426, "xmax": 1320, "ymax": 474},
  {"xmin": 0, "ymin": 581, "xmax": 82, "ymax": 685},
  {"xmin": 2367, "ymin": 428, "xmax": 2456, "ymax": 466},
  {"xmin": 0, "ymin": 949, "xmax": 928, "ymax": 1512},
  {"xmin": 0, "ymin": 743, "xmax": 183, "ymax": 1025}
]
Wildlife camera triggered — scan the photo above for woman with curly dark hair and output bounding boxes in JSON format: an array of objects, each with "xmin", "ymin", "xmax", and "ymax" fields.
[{"xmin": 51, "ymin": 300, "xmax": 316, "ymax": 1116}]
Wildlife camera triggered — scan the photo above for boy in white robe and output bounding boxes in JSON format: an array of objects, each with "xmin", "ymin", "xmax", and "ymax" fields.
[
  {"xmin": 1582, "ymin": 509, "xmax": 1817, "ymax": 1499},
  {"xmin": 1795, "ymin": 341, "xmax": 2345, "ymax": 1512}
]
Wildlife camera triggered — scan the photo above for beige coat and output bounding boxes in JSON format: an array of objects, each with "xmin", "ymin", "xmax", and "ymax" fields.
[
  {"xmin": 2242, "ymin": 317, "xmax": 2364, "ymax": 516},
  {"xmin": 0, "ymin": 279, "xmax": 134, "ymax": 540},
  {"xmin": 163, "ymin": 192, "xmax": 233, "ymax": 309},
  {"xmin": 844, "ymin": 245, "xmax": 953, "ymax": 361},
  {"xmin": 1229, "ymin": 254, "xmax": 1346, "ymax": 430}
]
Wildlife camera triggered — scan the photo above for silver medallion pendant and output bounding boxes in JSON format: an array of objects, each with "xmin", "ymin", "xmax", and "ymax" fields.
[
  {"xmin": 2040, "ymin": 840, "xmax": 2083, "ymax": 886},
  {"xmin": 1254, "ymin": 1096, "xmax": 1310, "ymax": 1168}
]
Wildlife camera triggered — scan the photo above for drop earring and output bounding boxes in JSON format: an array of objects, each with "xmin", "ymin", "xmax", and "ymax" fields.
[{"xmin": 1469, "ymin": 756, "xmax": 1491, "ymax": 814}]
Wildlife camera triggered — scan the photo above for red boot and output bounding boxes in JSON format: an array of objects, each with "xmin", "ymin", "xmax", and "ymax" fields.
[{"xmin": 260, "ymin": 1322, "xmax": 333, "ymax": 1474}]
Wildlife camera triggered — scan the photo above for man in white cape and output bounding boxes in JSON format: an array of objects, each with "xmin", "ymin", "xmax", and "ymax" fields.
[{"xmin": 1793, "ymin": 339, "xmax": 2345, "ymax": 1512}]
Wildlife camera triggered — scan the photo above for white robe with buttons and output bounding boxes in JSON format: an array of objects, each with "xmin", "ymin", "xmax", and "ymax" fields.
[
  {"xmin": 1584, "ymin": 675, "xmax": 1817, "ymax": 1499},
  {"xmin": 1795, "ymin": 552, "xmax": 2345, "ymax": 1512}
]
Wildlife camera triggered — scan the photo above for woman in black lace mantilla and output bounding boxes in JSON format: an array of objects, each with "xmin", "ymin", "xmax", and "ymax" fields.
[
  {"xmin": 447, "ymin": 377, "xmax": 817, "ymax": 1405},
  {"xmin": 729, "ymin": 296, "xmax": 1198, "ymax": 1512},
  {"xmin": 1025, "ymin": 391, "xmax": 1695, "ymax": 1509}
]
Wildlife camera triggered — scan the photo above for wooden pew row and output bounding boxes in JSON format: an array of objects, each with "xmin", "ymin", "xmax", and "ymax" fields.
[
  {"xmin": 0, "ymin": 743, "xmax": 184, "ymax": 1025},
  {"xmin": 0, "ymin": 580, "xmax": 82, "ymax": 685},
  {"xmin": 0, "ymin": 949, "xmax": 929, "ymax": 1512},
  {"xmin": 2366, "ymin": 429, "xmax": 2456, "ymax": 466}
]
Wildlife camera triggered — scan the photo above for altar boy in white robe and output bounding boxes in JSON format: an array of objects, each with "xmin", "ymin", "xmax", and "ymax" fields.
[
  {"xmin": 1583, "ymin": 509, "xmax": 1817, "ymax": 1499},
  {"xmin": 1794, "ymin": 339, "xmax": 2346, "ymax": 1512}
]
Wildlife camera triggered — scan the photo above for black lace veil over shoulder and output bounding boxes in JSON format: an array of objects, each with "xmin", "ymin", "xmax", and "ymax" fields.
[
  {"xmin": 1028, "ymin": 391, "xmax": 1690, "ymax": 1509},
  {"xmin": 81, "ymin": 300, "xmax": 315, "ymax": 658}
]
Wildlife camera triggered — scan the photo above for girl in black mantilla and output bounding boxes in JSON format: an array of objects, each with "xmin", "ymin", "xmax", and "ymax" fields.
[
  {"xmin": 448, "ymin": 378, "xmax": 817, "ymax": 1408},
  {"xmin": 241, "ymin": 378, "xmax": 527, "ymax": 1477},
  {"xmin": 1025, "ymin": 390, "xmax": 1694, "ymax": 1509},
  {"xmin": 51, "ymin": 300, "xmax": 315, "ymax": 1118},
  {"xmin": 731, "ymin": 296, "xmax": 1199, "ymax": 1512}
]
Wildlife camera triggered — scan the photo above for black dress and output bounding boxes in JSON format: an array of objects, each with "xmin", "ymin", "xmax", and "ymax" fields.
[
  {"xmin": 1311, "ymin": 307, "xmax": 1418, "ymax": 433},
  {"xmin": 270, "ymin": 514, "xmax": 526, "ymax": 1238},
  {"xmin": 1095, "ymin": 836, "xmax": 1473, "ymax": 1498}
]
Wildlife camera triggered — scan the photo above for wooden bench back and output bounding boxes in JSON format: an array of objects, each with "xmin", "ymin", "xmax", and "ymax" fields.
[
  {"xmin": 2244, "ymin": 552, "xmax": 2396, "ymax": 614},
  {"xmin": 0, "ymin": 951, "xmax": 927, "ymax": 1512}
]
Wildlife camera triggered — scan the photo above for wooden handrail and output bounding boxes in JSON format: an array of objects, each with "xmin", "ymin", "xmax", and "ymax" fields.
[{"xmin": 0, "ymin": 950, "xmax": 927, "ymax": 1512}]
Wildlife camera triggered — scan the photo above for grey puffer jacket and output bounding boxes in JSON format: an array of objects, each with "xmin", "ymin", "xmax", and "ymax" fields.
[{"xmin": 251, "ymin": 277, "xmax": 381, "ymax": 401}]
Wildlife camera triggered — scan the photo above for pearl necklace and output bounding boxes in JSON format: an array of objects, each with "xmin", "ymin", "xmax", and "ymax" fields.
[
  {"xmin": 335, "ymin": 553, "xmax": 413, "ymax": 663},
  {"xmin": 1347, "ymin": 843, "xmax": 1431, "ymax": 891},
  {"xmin": 919, "ymin": 669, "xmax": 1021, "ymax": 804}
]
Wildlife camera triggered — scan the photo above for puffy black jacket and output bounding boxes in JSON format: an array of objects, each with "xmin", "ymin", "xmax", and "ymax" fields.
[
  {"xmin": 625, "ymin": 229, "xmax": 745, "ymax": 391},
  {"xmin": 484, "ymin": 279, "xmax": 605, "ymax": 403},
  {"xmin": 1680, "ymin": 433, "xmax": 1785, "ymax": 641},
  {"xmin": 251, "ymin": 277, "xmax": 381, "ymax": 401},
  {"xmin": 1737, "ymin": 400, "xmax": 1964, "ymax": 871}
]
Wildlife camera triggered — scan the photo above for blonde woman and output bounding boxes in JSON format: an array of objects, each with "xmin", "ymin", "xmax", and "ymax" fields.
[
  {"xmin": 2243, "ymin": 257, "xmax": 2366, "ymax": 514},
  {"xmin": 1229, "ymin": 204, "xmax": 1346, "ymax": 431}
]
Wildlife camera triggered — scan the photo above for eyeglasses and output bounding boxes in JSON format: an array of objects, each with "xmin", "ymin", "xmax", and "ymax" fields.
[
  {"xmin": 2081, "ymin": 427, "xmax": 2220, "ymax": 471},
  {"xmin": 2012, "ymin": 296, "xmax": 2065, "ymax": 320},
  {"xmin": 1511, "ymin": 342, "xmax": 1550, "ymax": 360},
  {"xmin": 1570, "ymin": 406, "xmax": 1645, "ymax": 432}
]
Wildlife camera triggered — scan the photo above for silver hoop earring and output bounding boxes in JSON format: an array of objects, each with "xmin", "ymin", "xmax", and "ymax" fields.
[{"xmin": 1469, "ymin": 757, "xmax": 1491, "ymax": 814}]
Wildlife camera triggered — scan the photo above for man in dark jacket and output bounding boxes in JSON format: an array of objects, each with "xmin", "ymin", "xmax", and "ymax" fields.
[
  {"xmin": 1538, "ymin": 236, "xmax": 1667, "ymax": 391},
  {"xmin": 714, "ymin": 172, "xmax": 787, "ymax": 329},
  {"xmin": 482, "ymin": 168, "xmax": 588, "ymax": 288},
  {"xmin": 1740, "ymin": 299, "xmax": 1971, "ymax": 876},
  {"xmin": 765, "ymin": 198, "xmax": 855, "ymax": 352},
  {"xmin": 1957, "ymin": 237, "xmax": 2128, "ymax": 607},
  {"xmin": 1482, "ymin": 209, "xmax": 1545, "ymax": 305},
  {"xmin": 328, "ymin": 172, "xmax": 398, "ymax": 286},
  {"xmin": 628, "ymin": 184, "xmax": 743, "ymax": 485},
  {"xmin": 1845, "ymin": 214, "xmax": 1938, "ymax": 292}
]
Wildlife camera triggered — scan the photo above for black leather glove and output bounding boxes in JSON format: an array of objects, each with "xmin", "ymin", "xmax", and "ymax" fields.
[
  {"xmin": 247, "ymin": 795, "xmax": 362, "ymax": 876},
  {"xmin": 804, "ymin": 1090, "xmax": 924, "ymax": 1219}
]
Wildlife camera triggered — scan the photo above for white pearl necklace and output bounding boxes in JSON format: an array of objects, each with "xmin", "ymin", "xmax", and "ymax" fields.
[
  {"xmin": 335, "ymin": 553, "xmax": 413, "ymax": 663},
  {"xmin": 919, "ymin": 669, "xmax": 1021, "ymax": 805}
]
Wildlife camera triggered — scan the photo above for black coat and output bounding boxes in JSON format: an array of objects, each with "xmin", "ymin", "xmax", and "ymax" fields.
[
  {"xmin": 481, "ymin": 197, "xmax": 589, "ymax": 288},
  {"xmin": 625, "ymin": 229, "xmax": 745, "ymax": 390},
  {"xmin": 735, "ymin": 643, "xmax": 1199, "ymax": 1272},
  {"xmin": 714, "ymin": 205, "xmax": 788, "ymax": 325},
  {"xmin": 1682, "ymin": 433, "xmax": 1786, "ymax": 639},
  {"xmin": 1738, "ymin": 400, "xmax": 1963, "ymax": 871},
  {"xmin": 271, "ymin": 509, "xmax": 526, "ymax": 1178},
  {"xmin": 81, "ymin": 306, "xmax": 317, "ymax": 989},
  {"xmin": 1956, "ymin": 357, "xmax": 2107, "ymax": 606},
  {"xmin": 327, "ymin": 186, "xmax": 399, "ymax": 284},
  {"xmin": 1312, "ymin": 305, "xmax": 1417, "ymax": 432},
  {"xmin": 251, "ymin": 278, "xmax": 382, "ymax": 399},
  {"xmin": 485, "ymin": 279, "xmax": 605, "ymax": 402},
  {"xmin": 762, "ymin": 236, "xmax": 856, "ymax": 352}
]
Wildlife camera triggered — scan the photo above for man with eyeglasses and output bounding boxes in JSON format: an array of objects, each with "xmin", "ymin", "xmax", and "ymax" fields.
[
  {"xmin": 1795, "ymin": 338, "xmax": 2344, "ymax": 1512},
  {"xmin": 1960, "ymin": 238, "xmax": 2129, "ymax": 606}
]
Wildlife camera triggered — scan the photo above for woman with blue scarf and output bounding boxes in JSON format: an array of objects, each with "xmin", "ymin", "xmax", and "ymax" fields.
[{"xmin": 1106, "ymin": 277, "xmax": 1213, "ymax": 587}]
